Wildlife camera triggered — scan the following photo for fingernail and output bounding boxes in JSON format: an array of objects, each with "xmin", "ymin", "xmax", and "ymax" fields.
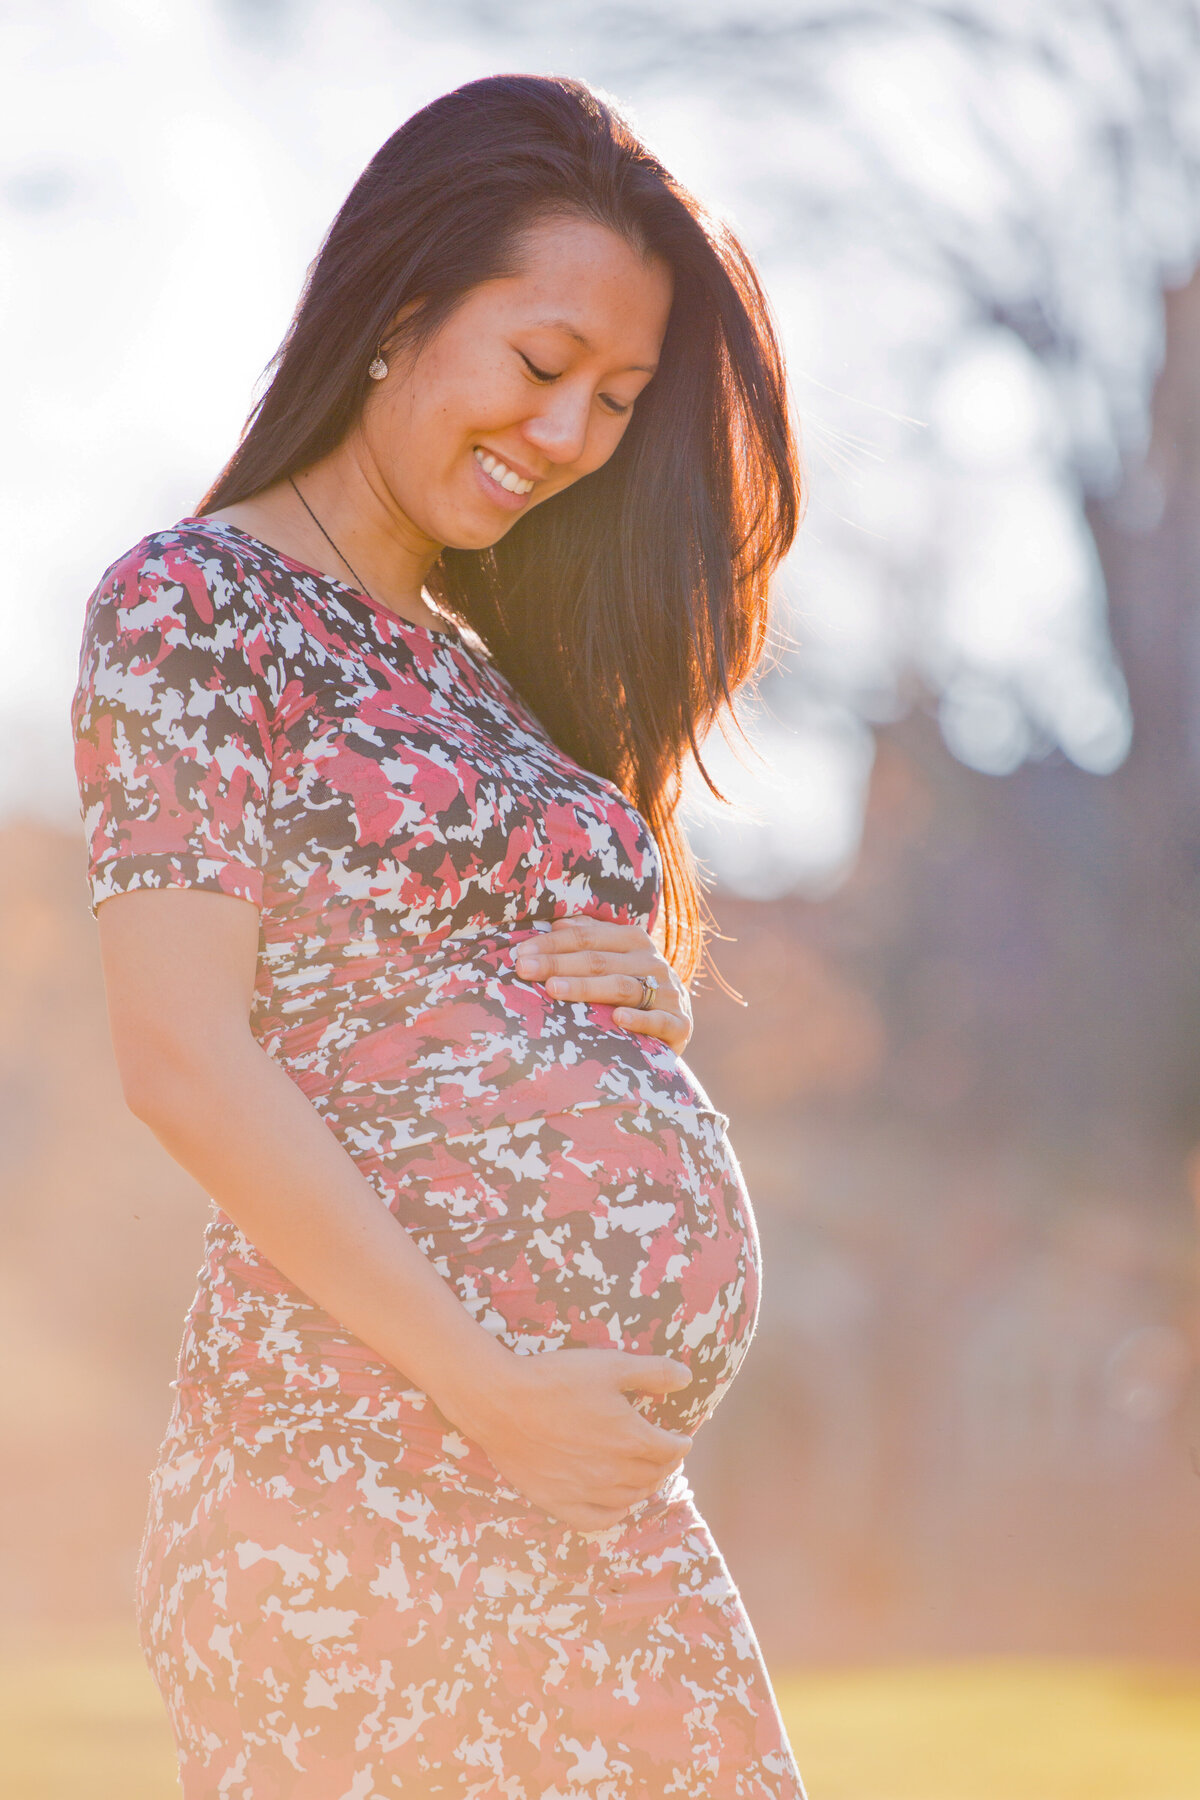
[
  {"xmin": 546, "ymin": 977, "xmax": 567, "ymax": 996},
  {"xmin": 514, "ymin": 954, "xmax": 541, "ymax": 974}
]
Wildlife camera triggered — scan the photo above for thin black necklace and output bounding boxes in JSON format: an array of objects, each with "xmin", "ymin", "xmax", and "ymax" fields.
[{"xmin": 289, "ymin": 476, "xmax": 373, "ymax": 598}]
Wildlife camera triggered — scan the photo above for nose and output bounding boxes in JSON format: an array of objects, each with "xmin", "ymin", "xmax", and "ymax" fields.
[{"xmin": 522, "ymin": 386, "xmax": 591, "ymax": 467}]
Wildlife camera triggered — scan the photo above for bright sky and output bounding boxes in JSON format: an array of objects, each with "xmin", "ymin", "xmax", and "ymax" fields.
[{"xmin": 4, "ymin": 0, "xmax": 1196, "ymax": 893}]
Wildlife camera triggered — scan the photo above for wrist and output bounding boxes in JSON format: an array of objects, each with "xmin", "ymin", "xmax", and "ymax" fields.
[{"xmin": 426, "ymin": 1326, "xmax": 520, "ymax": 1440}]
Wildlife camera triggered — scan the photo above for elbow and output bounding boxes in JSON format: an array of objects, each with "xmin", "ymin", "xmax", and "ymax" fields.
[
  {"xmin": 122, "ymin": 1078, "xmax": 169, "ymax": 1129},
  {"xmin": 118, "ymin": 1053, "xmax": 184, "ymax": 1128},
  {"xmin": 114, "ymin": 1031, "xmax": 234, "ymax": 1130}
]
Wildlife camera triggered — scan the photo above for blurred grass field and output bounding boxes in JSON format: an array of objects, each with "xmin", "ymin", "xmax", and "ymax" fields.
[{"xmin": 1, "ymin": 1630, "xmax": 1199, "ymax": 1799}]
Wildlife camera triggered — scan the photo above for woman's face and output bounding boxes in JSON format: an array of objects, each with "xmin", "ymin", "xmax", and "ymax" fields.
[{"xmin": 358, "ymin": 213, "xmax": 674, "ymax": 552}]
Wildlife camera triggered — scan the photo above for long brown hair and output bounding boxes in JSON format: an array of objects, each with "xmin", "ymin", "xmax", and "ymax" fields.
[{"xmin": 200, "ymin": 74, "xmax": 802, "ymax": 979}]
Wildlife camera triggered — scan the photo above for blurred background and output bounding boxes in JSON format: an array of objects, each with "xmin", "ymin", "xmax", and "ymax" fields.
[{"xmin": 3, "ymin": 2, "xmax": 1200, "ymax": 1795}]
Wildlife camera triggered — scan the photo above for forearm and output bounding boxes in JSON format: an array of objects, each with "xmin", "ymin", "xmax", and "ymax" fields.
[
  {"xmin": 85, "ymin": 810, "xmax": 695, "ymax": 1531},
  {"xmin": 132, "ymin": 1030, "xmax": 508, "ymax": 1430}
]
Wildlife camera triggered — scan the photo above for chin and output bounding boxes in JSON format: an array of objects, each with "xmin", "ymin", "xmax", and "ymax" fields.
[{"xmin": 439, "ymin": 513, "xmax": 525, "ymax": 553}]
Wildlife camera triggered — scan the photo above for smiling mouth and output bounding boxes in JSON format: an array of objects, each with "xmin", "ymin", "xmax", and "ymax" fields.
[{"xmin": 473, "ymin": 447, "xmax": 535, "ymax": 496}]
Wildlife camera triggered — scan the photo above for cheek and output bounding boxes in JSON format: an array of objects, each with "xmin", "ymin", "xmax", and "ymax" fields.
[
  {"xmin": 421, "ymin": 336, "xmax": 519, "ymax": 433},
  {"xmin": 578, "ymin": 412, "xmax": 632, "ymax": 476},
  {"xmin": 368, "ymin": 388, "xmax": 471, "ymax": 498}
]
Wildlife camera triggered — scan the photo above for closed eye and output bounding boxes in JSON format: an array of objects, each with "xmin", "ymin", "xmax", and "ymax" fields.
[
  {"xmin": 519, "ymin": 351, "xmax": 560, "ymax": 383},
  {"xmin": 519, "ymin": 350, "xmax": 632, "ymax": 417}
]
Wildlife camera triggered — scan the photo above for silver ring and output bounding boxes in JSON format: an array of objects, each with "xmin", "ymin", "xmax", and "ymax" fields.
[{"xmin": 634, "ymin": 974, "xmax": 659, "ymax": 1012}]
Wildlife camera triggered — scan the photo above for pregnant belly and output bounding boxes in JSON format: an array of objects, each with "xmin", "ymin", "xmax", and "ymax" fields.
[
  {"xmin": 184, "ymin": 1095, "xmax": 761, "ymax": 1444},
  {"xmin": 384, "ymin": 1097, "xmax": 763, "ymax": 1437}
]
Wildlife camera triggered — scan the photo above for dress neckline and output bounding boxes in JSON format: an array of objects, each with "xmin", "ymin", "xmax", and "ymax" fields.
[{"xmin": 177, "ymin": 514, "xmax": 463, "ymax": 646}]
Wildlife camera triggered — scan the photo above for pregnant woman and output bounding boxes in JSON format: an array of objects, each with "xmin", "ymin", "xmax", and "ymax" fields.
[{"xmin": 71, "ymin": 75, "xmax": 805, "ymax": 1799}]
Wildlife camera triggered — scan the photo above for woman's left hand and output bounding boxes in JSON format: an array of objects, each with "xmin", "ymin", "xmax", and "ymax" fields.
[{"xmin": 512, "ymin": 918, "xmax": 692, "ymax": 1053}]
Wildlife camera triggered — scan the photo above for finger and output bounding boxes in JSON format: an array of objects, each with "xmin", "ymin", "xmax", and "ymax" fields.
[
  {"xmin": 542, "ymin": 973, "xmax": 676, "ymax": 1007},
  {"xmin": 534, "ymin": 920, "xmax": 645, "ymax": 955},
  {"xmin": 629, "ymin": 1432, "xmax": 694, "ymax": 1472},
  {"xmin": 625, "ymin": 1437, "xmax": 694, "ymax": 1475},
  {"xmin": 542, "ymin": 955, "xmax": 635, "ymax": 983},
  {"xmin": 514, "ymin": 946, "xmax": 642, "ymax": 980},
  {"xmin": 587, "ymin": 1481, "xmax": 661, "ymax": 1508},
  {"xmin": 611, "ymin": 1006, "xmax": 687, "ymax": 1045},
  {"xmin": 583, "ymin": 1470, "xmax": 676, "ymax": 1511},
  {"xmin": 546, "ymin": 1501, "xmax": 631, "ymax": 1529},
  {"xmin": 614, "ymin": 1354, "xmax": 692, "ymax": 1397},
  {"xmin": 514, "ymin": 931, "xmax": 638, "ymax": 974}
]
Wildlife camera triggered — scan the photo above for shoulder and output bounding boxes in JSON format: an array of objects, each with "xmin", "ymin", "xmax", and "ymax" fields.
[{"xmin": 83, "ymin": 522, "xmax": 280, "ymax": 655}]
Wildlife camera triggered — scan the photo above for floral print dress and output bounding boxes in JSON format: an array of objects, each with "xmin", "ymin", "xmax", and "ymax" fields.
[{"xmin": 70, "ymin": 517, "xmax": 806, "ymax": 1800}]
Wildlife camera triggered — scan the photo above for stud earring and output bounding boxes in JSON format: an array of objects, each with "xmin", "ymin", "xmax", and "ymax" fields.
[{"xmin": 367, "ymin": 355, "xmax": 388, "ymax": 381}]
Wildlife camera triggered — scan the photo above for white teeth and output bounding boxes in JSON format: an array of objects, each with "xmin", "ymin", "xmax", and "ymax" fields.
[{"xmin": 474, "ymin": 447, "xmax": 533, "ymax": 495}]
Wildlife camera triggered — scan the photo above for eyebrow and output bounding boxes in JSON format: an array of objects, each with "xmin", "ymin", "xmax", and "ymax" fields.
[{"xmin": 533, "ymin": 317, "xmax": 658, "ymax": 375}]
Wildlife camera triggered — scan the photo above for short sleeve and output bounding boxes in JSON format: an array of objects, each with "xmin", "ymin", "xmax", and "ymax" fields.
[{"xmin": 69, "ymin": 535, "xmax": 279, "ymax": 921}]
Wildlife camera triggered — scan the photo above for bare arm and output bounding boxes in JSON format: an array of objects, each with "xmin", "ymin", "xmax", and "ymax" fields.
[{"xmin": 98, "ymin": 885, "xmax": 691, "ymax": 1528}]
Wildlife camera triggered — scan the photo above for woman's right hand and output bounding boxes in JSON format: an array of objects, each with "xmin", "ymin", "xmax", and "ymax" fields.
[{"xmin": 446, "ymin": 1345, "xmax": 695, "ymax": 1530}]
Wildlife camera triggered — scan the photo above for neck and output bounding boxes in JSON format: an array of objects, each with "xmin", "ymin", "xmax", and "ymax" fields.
[
  {"xmin": 290, "ymin": 435, "xmax": 443, "ymax": 615},
  {"xmin": 207, "ymin": 436, "xmax": 447, "ymax": 632}
]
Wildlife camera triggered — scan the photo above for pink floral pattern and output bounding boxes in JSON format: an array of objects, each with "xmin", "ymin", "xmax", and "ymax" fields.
[{"xmin": 70, "ymin": 517, "xmax": 805, "ymax": 1798}]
